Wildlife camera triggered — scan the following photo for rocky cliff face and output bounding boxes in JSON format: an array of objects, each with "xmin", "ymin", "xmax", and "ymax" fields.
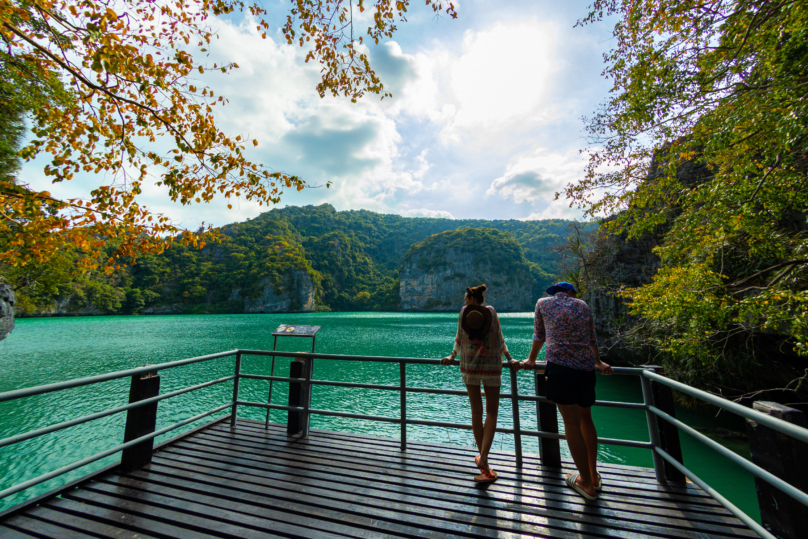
[
  {"xmin": 241, "ymin": 271, "xmax": 316, "ymax": 313},
  {"xmin": 582, "ymin": 232, "xmax": 661, "ymax": 362},
  {"xmin": 581, "ymin": 151, "xmax": 710, "ymax": 362},
  {"xmin": 0, "ymin": 283, "xmax": 15, "ymax": 341},
  {"xmin": 399, "ymin": 228, "xmax": 538, "ymax": 312},
  {"xmin": 400, "ymin": 251, "xmax": 534, "ymax": 311}
]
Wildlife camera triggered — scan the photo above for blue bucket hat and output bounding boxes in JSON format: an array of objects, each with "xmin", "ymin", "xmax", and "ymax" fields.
[{"xmin": 546, "ymin": 282, "xmax": 577, "ymax": 296}]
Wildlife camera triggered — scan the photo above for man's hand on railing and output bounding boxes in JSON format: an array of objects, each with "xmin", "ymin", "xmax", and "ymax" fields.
[
  {"xmin": 596, "ymin": 359, "xmax": 614, "ymax": 375},
  {"xmin": 520, "ymin": 359, "xmax": 538, "ymax": 371}
]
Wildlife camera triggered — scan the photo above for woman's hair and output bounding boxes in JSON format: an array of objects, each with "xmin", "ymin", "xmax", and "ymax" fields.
[{"xmin": 465, "ymin": 284, "xmax": 487, "ymax": 304}]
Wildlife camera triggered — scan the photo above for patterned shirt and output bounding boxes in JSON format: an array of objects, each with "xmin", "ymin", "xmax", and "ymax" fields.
[
  {"xmin": 533, "ymin": 292, "xmax": 597, "ymax": 371},
  {"xmin": 452, "ymin": 305, "xmax": 509, "ymax": 387}
]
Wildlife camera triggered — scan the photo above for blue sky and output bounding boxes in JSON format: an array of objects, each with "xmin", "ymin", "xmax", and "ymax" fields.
[{"xmin": 24, "ymin": 0, "xmax": 616, "ymax": 229}]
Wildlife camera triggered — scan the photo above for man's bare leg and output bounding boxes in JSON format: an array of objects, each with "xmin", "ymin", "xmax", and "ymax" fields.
[
  {"xmin": 557, "ymin": 403, "xmax": 596, "ymax": 497},
  {"xmin": 580, "ymin": 406, "xmax": 600, "ymax": 487}
]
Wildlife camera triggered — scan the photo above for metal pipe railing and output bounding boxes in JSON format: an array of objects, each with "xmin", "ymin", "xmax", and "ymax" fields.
[
  {"xmin": 0, "ymin": 350, "xmax": 237, "ymax": 404},
  {"xmin": 643, "ymin": 370, "xmax": 808, "ymax": 444},
  {"xmin": 648, "ymin": 405, "xmax": 808, "ymax": 509},
  {"xmin": 0, "ymin": 375, "xmax": 235, "ymax": 450},
  {"xmin": 235, "ymin": 399, "xmax": 650, "ymax": 448},
  {"xmin": 655, "ymin": 446, "xmax": 776, "ymax": 539},
  {"xmin": 0, "ymin": 402, "xmax": 233, "ymax": 501},
  {"xmin": 6, "ymin": 345, "xmax": 808, "ymax": 539}
]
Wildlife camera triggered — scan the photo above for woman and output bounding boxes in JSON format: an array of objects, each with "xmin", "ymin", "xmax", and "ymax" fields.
[{"xmin": 441, "ymin": 284, "xmax": 513, "ymax": 482}]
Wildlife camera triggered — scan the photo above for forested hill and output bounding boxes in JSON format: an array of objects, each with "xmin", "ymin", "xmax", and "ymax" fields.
[{"xmin": 17, "ymin": 204, "xmax": 582, "ymax": 315}]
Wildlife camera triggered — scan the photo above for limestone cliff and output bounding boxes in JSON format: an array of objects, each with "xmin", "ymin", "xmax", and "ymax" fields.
[
  {"xmin": 241, "ymin": 271, "xmax": 316, "ymax": 313},
  {"xmin": 0, "ymin": 283, "xmax": 15, "ymax": 341},
  {"xmin": 581, "ymin": 151, "xmax": 710, "ymax": 362},
  {"xmin": 399, "ymin": 228, "xmax": 544, "ymax": 312}
]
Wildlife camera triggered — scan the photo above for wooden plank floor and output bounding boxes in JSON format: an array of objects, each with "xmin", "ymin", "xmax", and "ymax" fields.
[{"xmin": 0, "ymin": 418, "xmax": 757, "ymax": 539}]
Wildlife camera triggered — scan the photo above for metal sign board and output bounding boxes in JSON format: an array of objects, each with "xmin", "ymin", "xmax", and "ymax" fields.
[{"xmin": 272, "ymin": 324, "xmax": 321, "ymax": 337}]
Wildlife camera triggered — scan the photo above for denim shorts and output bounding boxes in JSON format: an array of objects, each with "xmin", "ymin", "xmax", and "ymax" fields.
[{"xmin": 545, "ymin": 361, "xmax": 596, "ymax": 408}]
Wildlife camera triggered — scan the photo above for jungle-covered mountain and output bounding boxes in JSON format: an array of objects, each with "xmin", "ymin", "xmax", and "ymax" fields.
[{"xmin": 16, "ymin": 204, "xmax": 581, "ymax": 315}]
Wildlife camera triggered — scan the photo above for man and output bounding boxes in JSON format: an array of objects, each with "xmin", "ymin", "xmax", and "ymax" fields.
[{"xmin": 512, "ymin": 282, "xmax": 613, "ymax": 500}]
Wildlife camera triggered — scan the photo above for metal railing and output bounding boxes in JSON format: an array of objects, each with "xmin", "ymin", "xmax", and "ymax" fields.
[
  {"xmin": 1, "ymin": 348, "xmax": 807, "ymax": 539},
  {"xmin": 641, "ymin": 370, "xmax": 808, "ymax": 539}
]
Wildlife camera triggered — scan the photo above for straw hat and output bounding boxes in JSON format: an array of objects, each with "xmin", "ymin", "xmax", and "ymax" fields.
[{"xmin": 462, "ymin": 304, "xmax": 492, "ymax": 340}]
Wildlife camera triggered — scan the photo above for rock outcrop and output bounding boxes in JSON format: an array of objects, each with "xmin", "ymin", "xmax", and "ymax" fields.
[
  {"xmin": 582, "ymin": 232, "xmax": 661, "ymax": 362},
  {"xmin": 0, "ymin": 283, "xmax": 15, "ymax": 341},
  {"xmin": 242, "ymin": 271, "xmax": 316, "ymax": 313},
  {"xmin": 142, "ymin": 304, "xmax": 184, "ymax": 315},
  {"xmin": 399, "ymin": 228, "xmax": 539, "ymax": 312},
  {"xmin": 581, "ymin": 150, "xmax": 711, "ymax": 363}
]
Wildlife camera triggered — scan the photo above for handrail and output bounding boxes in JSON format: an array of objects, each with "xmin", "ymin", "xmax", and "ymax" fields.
[
  {"xmin": 0, "ymin": 350, "xmax": 238, "ymax": 403},
  {"xmin": 0, "ymin": 375, "xmax": 235, "ymax": 450},
  {"xmin": 643, "ymin": 369, "xmax": 808, "ymax": 444},
  {"xmin": 639, "ymin": 369, "xmax": 808, "ymax": 539},
  {"xmin": 0, "ymin": 402, "xmax": 233, "ymax": 501},
  {"xmin": 648, "ymin": 405, "xmax": 808, "ymax": 508},
  {"xmin": 4, "ymin": 346, "xmax": 807, "ymax": 539},
  {"xmin": 654, "ymin": 446, "xmax": 775, "ymax": 539}
]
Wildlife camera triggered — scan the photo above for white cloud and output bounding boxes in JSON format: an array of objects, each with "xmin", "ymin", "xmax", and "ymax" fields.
[
  {"xmin": 402, "ymin": 209, "xmax": 455, "ymax": 219},
  {"xmin": 487, "ymin": 147, "xmax": 585, "ymax": 203},
  {"xmin": 19, "ymin": 3, "xmax": 615, "ymax": 228}
]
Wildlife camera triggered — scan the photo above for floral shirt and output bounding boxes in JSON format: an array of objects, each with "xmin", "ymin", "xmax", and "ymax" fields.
[
  {"xmin": 452, "ymin": 305, "xmax": 508, "ymax": 387},
  {"xmin": 534, "ymin": 292, "xmax": 597, "ymax": 371}
]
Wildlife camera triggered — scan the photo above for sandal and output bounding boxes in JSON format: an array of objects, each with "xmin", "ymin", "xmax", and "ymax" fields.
[
  {"xmin": 474, "ymin": 469, "xmax": 498, "ymax": 483},
  {"xmin": 565, "ymin": 473, "xmax": 597, "ymax": 500}
]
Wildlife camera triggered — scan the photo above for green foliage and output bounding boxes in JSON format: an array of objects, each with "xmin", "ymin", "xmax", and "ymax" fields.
[
  {"xmin": 403, "ymin": 227, "xmax": 553, "ymax": 298},
  {"xmin": 16, "ymin": 204, "xmax": 578, "ymax": 315},
  {"xmin": 567, "ymin": 1, "xmax": 808, "ymax": 396}
]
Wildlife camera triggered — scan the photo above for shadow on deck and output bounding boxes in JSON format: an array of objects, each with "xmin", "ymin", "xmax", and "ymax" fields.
[{"xmin": 0, "ymin": 417, "xmax": 755, "ymax": 539}]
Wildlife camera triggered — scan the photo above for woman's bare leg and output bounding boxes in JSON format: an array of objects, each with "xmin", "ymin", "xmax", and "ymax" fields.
[
  {"xmin": 466, "ymin": 384, "xmax": 484, "ymax": 451},
  {"xmin": 478, "ymin": 383, "xmax": 501, "ymax": 467}
]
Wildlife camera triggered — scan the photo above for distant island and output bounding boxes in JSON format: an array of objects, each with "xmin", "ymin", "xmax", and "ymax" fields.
[{"xmin": 16, "ymin": 204, "xmax": 585, "ymax": 316}]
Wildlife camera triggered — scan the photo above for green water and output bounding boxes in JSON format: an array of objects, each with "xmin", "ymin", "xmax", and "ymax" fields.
[{"xmin": 0, "ymin": 312, "xmax": 759, "ymax": 521}]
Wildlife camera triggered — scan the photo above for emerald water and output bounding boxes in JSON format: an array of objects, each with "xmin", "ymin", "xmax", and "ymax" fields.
[{"xmin": 0, "ymin": 312, "xmax": 759, "ymax": 521}]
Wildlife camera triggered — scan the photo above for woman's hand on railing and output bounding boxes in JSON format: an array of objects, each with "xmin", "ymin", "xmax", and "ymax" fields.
[
  {"xmin": 440, "ymin": 355, "xmax": 455, "ymax": 365},
  {"xmin": 508, "ymin": 359, "xmax": 522, "ymax": 372}
]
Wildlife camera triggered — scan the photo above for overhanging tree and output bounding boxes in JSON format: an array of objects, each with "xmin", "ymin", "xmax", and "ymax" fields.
[
  {"xmin": 0, "ymin": 0, "xmax": 457, "ymax": 280},
  {"xmin": 568, "ymin": 0, "xmax": 808, "ymax": 397}
]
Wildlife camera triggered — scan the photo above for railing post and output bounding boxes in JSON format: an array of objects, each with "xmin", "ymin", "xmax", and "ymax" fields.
[
  {"xmin": 640, "ymin": 370, "xmax": 667, "ymax": 484},
  {"xmin": 120, "ymin": 369, "xmax": 160, "ymax": 473},
  {"xmin": 745, "ymin": 401, "xmax": 808, "ymax": 539},
  {"xmin": 303, "ymin": 357, "xmax": 313, "ymax": 437},
  {"xmin": 535, "ymin": 366, "xmax": 561, "ymax": 468},
  {"xmin": 643, "ymin": 365, "xmax": 685, "ymax": 482},
  {"xmin": 231, "ymin": 352, "xmax": 241, "ymax": 427},
  {"xmin": 287, "ymin": 359, "xmax": 306, "ymax": 435},
  {"xmin": 400, "ymin": 361, "xmax": 406, "ymax": 452},
  {"xmin": 509, "ymin": 365, "xmax": 523, "ymax": 467}
]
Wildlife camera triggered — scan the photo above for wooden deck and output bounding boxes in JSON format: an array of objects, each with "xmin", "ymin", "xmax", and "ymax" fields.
[{"xmin": 0, "ymin": 418, "xmax": 757, "ymax": 539}]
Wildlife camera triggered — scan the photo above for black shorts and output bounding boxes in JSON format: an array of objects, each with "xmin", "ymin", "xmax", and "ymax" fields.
[{"xmin": 545, "ymin": 362, "xmax": 596, "ymax": 408}]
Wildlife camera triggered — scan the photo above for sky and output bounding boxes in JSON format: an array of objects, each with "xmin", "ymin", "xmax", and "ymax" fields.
[{"xmin": 24, "ymin": 0, "xmax": 617, "ymax": 230}]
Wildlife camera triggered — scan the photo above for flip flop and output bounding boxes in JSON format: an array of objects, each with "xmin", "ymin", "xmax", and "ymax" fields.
[
  {"xmin": 474, "ymin": 469, "xmax": 498, "ymax": 483},
  {"xmin": 565, "ymin": 473, "xmax": 597, "ymax": 500},
  {"xmin": 594, "ymin": 472, "xmax": 602, "ymax": 491}
]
